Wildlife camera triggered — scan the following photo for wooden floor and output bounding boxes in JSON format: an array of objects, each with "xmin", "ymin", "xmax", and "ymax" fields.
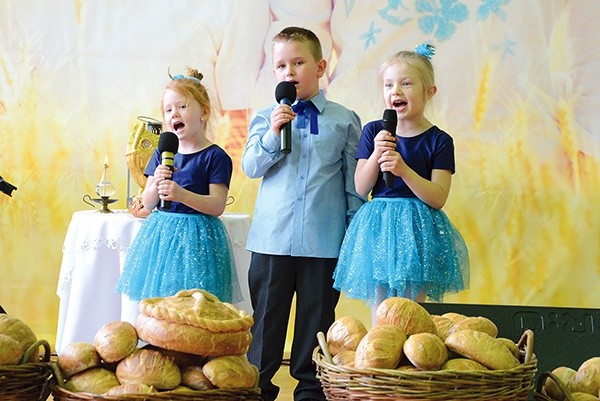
[{"xmin": 273, "ymin": 362, "xmax": 296, "ymax": 400}]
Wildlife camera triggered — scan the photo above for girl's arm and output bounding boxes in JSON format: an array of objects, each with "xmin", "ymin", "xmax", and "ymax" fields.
[
  {"xmin": 172, "ymin": 182, "xmax": 229, "ymax": 216},
  {"xmin": 355, "ymin": 129, "xmax": 396, "ymax": 197}
]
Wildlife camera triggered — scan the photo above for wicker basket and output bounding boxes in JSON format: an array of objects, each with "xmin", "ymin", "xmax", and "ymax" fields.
[
  {"xmin": 51, "ymin": 363, "xmax": 262, "ymax": 401},
  {"xmin": 313, "ymin": 329, "xmax": 537, "ymax": 401},
  {"xmin": 51, "ymin": 386, "xmax": 261, "ymax": 401},
  {"xmin": 0, "ymin": 339, "xmax": 54, "ymax": 401},
  {"xmin": 532, "ymin": 371, "xmax": 578, "ymax": 401}
]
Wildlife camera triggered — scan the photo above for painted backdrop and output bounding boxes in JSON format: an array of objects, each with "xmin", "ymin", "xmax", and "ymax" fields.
[{"xmin": 1, "ymin": 0, "xmax": 599, "ymax": 347}]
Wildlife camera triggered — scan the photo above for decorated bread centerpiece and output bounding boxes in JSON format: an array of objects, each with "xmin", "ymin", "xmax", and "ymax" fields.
[{"xmin": 135, "ymin": 289, "xmax": 253, "ymax": 356}]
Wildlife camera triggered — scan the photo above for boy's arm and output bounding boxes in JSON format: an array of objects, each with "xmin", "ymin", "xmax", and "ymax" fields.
[
  {"xmin": 241, "ymin": 110, "xmax": 285, "ymax": 178},
  {"xmin": 343, "ymin": 111, "xmax": 368, "ymax": 225}
]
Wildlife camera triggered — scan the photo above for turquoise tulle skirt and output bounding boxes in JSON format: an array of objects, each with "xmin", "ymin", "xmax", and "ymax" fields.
[
  {"xmin": 115, "ymin": 211, "xmax": 242, "ymax": 303},
  {"xmin": 333, "ymin": 198, "xmax": 469, "ymax": 304}
]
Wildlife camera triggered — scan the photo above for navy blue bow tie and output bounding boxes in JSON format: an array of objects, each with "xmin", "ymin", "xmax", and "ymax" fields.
[{"xmin": 292, "ymin": 100, "xmax": 319, "ymax": 135}]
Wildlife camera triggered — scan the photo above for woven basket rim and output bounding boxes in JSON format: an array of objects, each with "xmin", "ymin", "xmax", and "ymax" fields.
[
  {"xmin": 52, "ymin": 385, "xmax": 262, "ymax": 400},
  {"xmin": 313, "ymin": 329, "xmax": 538, "ymax": 401}
]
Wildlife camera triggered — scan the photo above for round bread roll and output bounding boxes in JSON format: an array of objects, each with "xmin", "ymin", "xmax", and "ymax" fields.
[
  {"xmin": 58, "ymin": 342, "xmax": 101, "ymax": 378},
  {"xmin": 441, "ymin": 357, "xmax": 488, "ymax": 371},
  {"xmin": 375, "ymin": 297, "xmax": 436, "ymax": 336},
  {"xmin": 116, "ymin": 348, "xmax": 181, "ymax": 390},
  {"xmin": 202, "ymin": 355, "xmax": 258, "ymax": 389},
  {"xmin": 326, "ymin": 316, "xmax": 368, "ymax": 355},
  {"xmin": 444, "ymin": 329, "xmax": 520, "ymax": 370},
  {"xmin": 568, "ymin": 357, "xmax": 600, "ymax": 396},
  {"xmin": 136, "ymin": 289, "xmax": 253, "ymax": 356},
  {"xmin": 142, "ymin": 344, "xmax": 207, "ymax": 368},
  {"xmin": 570, "ymin": 392, "xmax": 598, "ymax": 401},
  {"xmin": 181, "ymin": 366, "xmax": 215, "ymax": 390},
  {"xmin": 0, "ymin": 334, "xmax": 24, "ymax": 365},
  {"xmin": 544, "ymin": 366, "xmax": 576, "ymax": 401},
  {"xmin": 94, "ymin": 321, "xmax": 138, "ymax": 363},
  {"xmin": 354, "ymin": 325, "xmax": 406, "ymax": 369},
  {"xmin": 441, "ymin": 312, "xmax": 467, "ymax": 323},
  {"xmin": 403, "ymin": 332, "xmax": 448, "ymax": 370},
  {"xmin": 0, "ymin": 314, "xmax": 38, "ymax": 362},
  {"xmin": 332, "ymin": 350, "xmax": 356, "ymax": 367},
  {"xmin": 431, "ymin": 315, "xmax": 454, "ymax": 341},
  {"xmin": 64, "ymin": 367, "xmax": 120, "ymax": 394},
  {"xmin": 495, "ymin": 337, "xmax": 520, "ymax": 359},
  {"xmin": 447, "ymin": 316, "xmax": 498, "ymax": 338}
]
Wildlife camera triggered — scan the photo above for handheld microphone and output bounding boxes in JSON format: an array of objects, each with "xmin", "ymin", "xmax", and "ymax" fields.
[
  {"xmin": 382, "ymin": 109, "xmax": 397, "ymax": 188},
  {"xmin": 0, "ymin": 175, "xmax": 17, "ymax": 197},
  {"xmin": 157, "ymin": 131, "xmax": 179, "ymax": 210},
  {"xmin": 275, "ymin": 81, "xmax": 297, "ymax": 154}
]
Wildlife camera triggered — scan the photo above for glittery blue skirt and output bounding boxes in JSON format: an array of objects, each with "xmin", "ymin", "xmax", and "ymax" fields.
[
  {"xmin": 333, "ymin": 197, "xmax": 469, "ymax": 304},
  {"xmin": 115, "ymin": 211, "xmax": 242, "ymax": 303}
]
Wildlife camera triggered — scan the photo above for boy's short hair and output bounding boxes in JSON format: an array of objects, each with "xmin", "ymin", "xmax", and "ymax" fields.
[{"xmin": 273, "ymin": 26, "xmax": 323, "ymax": 62}]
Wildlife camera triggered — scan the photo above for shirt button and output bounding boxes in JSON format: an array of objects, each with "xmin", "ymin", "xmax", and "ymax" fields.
[
  {"xmin": 300, "ymin": 176, "xmax": 305, "ymax": 180},
  {"xmin": 302, "ymin": 154, "xmax": 307, "ymax": 159},
  {"xmin": 303, "ymin": 134, "xmax": 308, "ymax": 138},
  {"xmin": 297, "ymin": 197, "xmax": 303, "ymax": 201}
]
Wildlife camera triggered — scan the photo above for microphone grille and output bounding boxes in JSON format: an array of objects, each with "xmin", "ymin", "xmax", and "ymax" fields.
[
  {"xmin": 158, "ymin": 131, "xmax": 179, "ymax": 153},
  {"xmin": 275, "ymin": 81, "xmax": 297, "ymax": 103},
  {"xmin": 382, "ymin": 109, "xmax": 397, "ymax": 131}
]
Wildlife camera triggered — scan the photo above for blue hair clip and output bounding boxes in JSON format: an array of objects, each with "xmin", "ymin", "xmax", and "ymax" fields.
[
  {"xmin": 414, "ymin": 43, "xmax": 436, "ymax": 59},
  {"xmin": 168, "ymin": 68, "xmax": 203, "ymax": 85}
]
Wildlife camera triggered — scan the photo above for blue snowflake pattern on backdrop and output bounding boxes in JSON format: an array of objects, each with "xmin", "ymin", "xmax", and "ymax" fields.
[
  {"xmin": 343, "ymin": 0, "xmax": 357, "ymax": 17},
  {"xmin": 477, "ymin": 0, "xmax": 510, "ymax": 21},
  {"xmin": 360, "ymin": 21, "xmax": 382, "ymax": 49},
  {"xmin": 490, "ymin": 39, "xmax": 515, "ymax": 60},
  {"xmin": 378, "ymin": 0, "xmax": 412, "ymax": 26},
  {"xmin": 416, "ymin": 0, "xmax": 468, "ymax": 41}
]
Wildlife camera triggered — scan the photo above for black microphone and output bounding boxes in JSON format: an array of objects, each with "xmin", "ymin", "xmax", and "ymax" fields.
[
  {"xmin": 157, "ymin": 131, "xmax": 179, "ymax": 210},
  {"xmin": 275, "ymin": 81, "xmax": 297, "ymax": 154},
  {"xmin": 382, "ymin": 109, "xmax": 397, "ymax": 188}
]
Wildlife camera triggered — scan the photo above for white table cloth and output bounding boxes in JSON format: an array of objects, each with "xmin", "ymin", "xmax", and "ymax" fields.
[{"xmin": 55, "ymin": 209, "xmax": 252, "ymax": 353}]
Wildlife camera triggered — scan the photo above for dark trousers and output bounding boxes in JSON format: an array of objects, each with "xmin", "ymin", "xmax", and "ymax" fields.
[{"xmin": 247, "ymin": 253, "xmax": 339, "ymax": 401}]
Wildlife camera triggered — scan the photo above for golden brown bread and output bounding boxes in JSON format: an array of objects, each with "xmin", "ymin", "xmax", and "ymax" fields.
[
  {"xmin": 447, "ymin": 316, "xmax": 498, "ymax": 338},
  {"xmin": 202, "ymin": 355, "xmax": 258, "ymax": 389},
  {"xmin": 431, "ymin": 315, "xmax": 454, "ymax": 341},
  {"xmin": 136, "ymin": 289, "xmax": 253, "ymax": 356},
  {"xmin": 332, "ymin": 350, "xmax": 356, "ymax": 367},
  {"xmin": 181, "ymin": 366, "xmax": 215, "ymax": 390},
  {"xmin": 326, "ymin": 316, "xmax": 368, "ymax": 355},
  {"xmin": 403, "ymin": 332, "xmax": 448, "ymax": 371},
  {"xmin": 115, "ymin": 348, "xmax": 181, "ymax": 390},
  {"xmin": 568, "ymin": 357, "xmax": 600, "ymax": 397},
  {"xmin": 444, "ymin": 329, "xmax": 520, "ymax": 370},
  {"xmin": 441, "ymin": 357, "xmax": 488, "ymax": 371},
  {"xmin": 354, "ymin": 325, "xmax": 406, "ymax": 369},
  {"xmin": 375, "ymin": 297, "xmax": 437, "ymax": 336}
]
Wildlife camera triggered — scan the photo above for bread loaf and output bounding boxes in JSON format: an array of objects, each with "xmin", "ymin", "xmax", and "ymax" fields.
[
  {"xmin": 568, "ymin": 357, "xmax": 600, "ymax": 396},
  {"xmin": 354, "ymin": 325, "xmax": 406, "ymax": 369},
  {"xmin": 403, "ymin": 332, "xmax": 448, "ymax": 370},
  {"xmin": 447, "ymin": 316, "xmax": 498, "ymax": 338},
  {"xmin": 136, "ymin": 290, "xmax": 253, "ymax": 356},
  {"xmin": 202, "ymin": 355, "xmax": 258, "ymax": 389},
  {"xmin": 375, "ymin": 297, "xmax": 436, "ymax": 336},
  {"xmin": 444, "ymin": 329, "xmax": 520, "ymax": 370},
  {"xmin": 441, "ymin": 357, "xmax": 488, "ymax": 371},
  {"xmin": 94, "ymin": 321, "xmax": 138, "ymax": 363},
  {"xmin": 544, "ymin": 366, "xmax": 576, "ymax": 401},
  {"xmin": 332, "ymin": 350, "xmax": 356, "ymax": 367},
  {"xmin": 431, "ymin": 315, "xmax": 454, "ymax": 340},
  {"xmin": 57, "ymin": 342, "xmax": 101, "ymax": 378},
  {"xmin": 116, "ymin": 348, "xmax": 181, "ymax": 390},
  {"xmin": 327, "ymin": 316, "xmax": 367, "ymax": 355},
  {"xmin": 181, "ymin": 366, "xmax": 215, "ymax": 390}
]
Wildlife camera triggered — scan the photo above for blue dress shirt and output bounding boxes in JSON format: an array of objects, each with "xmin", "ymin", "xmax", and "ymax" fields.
[{"xmin": 242, "ymin": 91, "xmax": 366, "ymax": 258}]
